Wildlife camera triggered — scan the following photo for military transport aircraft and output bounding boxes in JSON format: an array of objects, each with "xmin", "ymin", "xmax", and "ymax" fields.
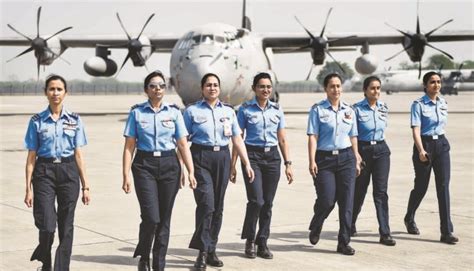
[{"xmin": 1, "ymin": 0, "xmax": 473, "ymax": 105}]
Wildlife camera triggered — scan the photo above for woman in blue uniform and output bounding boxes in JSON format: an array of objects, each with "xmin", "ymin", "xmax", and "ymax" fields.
[
  {"xmin": 307, "ymin": 73, "xmax": 361, "ymax": 256},
  {"xmin": 122, "ymin": 70, "xmax": 197, "ymax": 271},
  {"xmin": 183, "ymin": 73, "xmax": 254, "ymax": 270},
  {"xmin": 24, "ymin": 74, "xmax": 90, "ymax": 271},
  {"xmin": 404, "ymin": 71, "xmax": 458, "ymax": 244},
  {"xmin": 351, "ymin": 76, "xmax": 396, "ymax": 246},
  {"xmin": 230, "ymin": 72, "xmax": 293, "ymax": 259}
]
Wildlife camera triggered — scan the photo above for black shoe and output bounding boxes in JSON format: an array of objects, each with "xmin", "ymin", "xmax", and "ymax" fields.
[
  {"xmin": 337, "ymin": 244, "xmax": 355, "ymax": 256},
  {"xmin": 257, "ymin": 244, "xmax": 273, "ymax": 259},
  {"xmin": 138, "ymin": 259, "xmax": 150, "ymax": 271},
  {"xmin": 245, "ymin": 239, "xmax": 256, "ymax": 258},
  {"xmin": 379, "ymin": 235, "xmax": 396, "ymax": 246},
  {"xmin": 351, "ymin": 225, "xmax": 357, "ymax": 237},
  {"xmin": 309, "ymin": 229, "xmax": 320, "ymax": 245},
  {"xmin": 194, "ymin": 251, "xmax": 207, "ymax": 270},
  {"xmin": 404, "ymin": 220, "xmax": 420, "ymax": 235},
  {"xmin": 440, "ymin": 234, "xmax": 459, "ymax": 244},
  {"xmin": 206, "ymin": 251, "xmax": 223, "ymax": 267}
]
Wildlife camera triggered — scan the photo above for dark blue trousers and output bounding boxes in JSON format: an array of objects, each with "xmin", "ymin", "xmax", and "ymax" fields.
[
  {"xmin": 240, "ymin": 146, "xmax": 281, "ymax": 245},
  {"xmin": 132, "ymin": 152, "xmax": 181, "ymax": 271},
  {"xmin": 309, "ymin": 148, "xmax": 356, "ymax": 245},
  {"xmin": 189, "ymin": 145, "xmax": 230, "ymax": 252},
  {"xmin": 405, "ymin": 136, "xmax": 453, "ymax": 234},
  {"xmin": 31, "ymin": 158, "xmax": 80, "ymax": 271},
  {"xmin": 352, "ymin": 141, "xmax": 391, "ymax": 235}
]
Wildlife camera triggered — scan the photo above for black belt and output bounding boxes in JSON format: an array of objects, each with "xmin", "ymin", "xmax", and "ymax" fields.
[
  {"xmin": 358, "ymin": 140, "xmax": 385, "ymax": 146},
  {"xmin": 136, "ymin": 149, "xmax": 176, "ymax": 157},
  {"xmin": 37, "ymin": 156, "xmax": 75, "ymax": 164},
  {"xmin": 191, "ymin": 143, "xmax": 229, "ymax": 151},
  {"xmin": 317, "ymin": 147, "xmax": 351, "ymax": 156},
  {"xmin": 245, "ymin": 144, "xmax": 278, "ymax": 153},
  {"xmin": 421, "ymin": 134, "xmax": 445, "ymax": 141}
]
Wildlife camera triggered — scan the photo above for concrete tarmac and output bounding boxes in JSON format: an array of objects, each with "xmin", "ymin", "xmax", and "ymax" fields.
[{"xmin": 0, "ymin": 92, "xmax": 473, "ymax": 270}]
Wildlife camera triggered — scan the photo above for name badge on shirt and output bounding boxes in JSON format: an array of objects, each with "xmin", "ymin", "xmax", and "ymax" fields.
[{"xmin": 221, "ymin": 117, "xmax": 232, "ymax": 137}]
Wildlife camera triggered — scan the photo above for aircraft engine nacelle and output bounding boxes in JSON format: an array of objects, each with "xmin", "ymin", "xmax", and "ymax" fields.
[
  {"xmin": 84, "ymin": 57, "xmax": 118, "ymax": 77},
  {"xmin": 355, "ymin": 53, "xmax": 378, "ymax": 75}
]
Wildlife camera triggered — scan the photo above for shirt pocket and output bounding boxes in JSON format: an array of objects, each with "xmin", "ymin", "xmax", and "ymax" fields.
[
  {"xmin": 247, "ymin": 114, "xmax": 260, "ymax": 125},
  {"xmin": 439, "ymin": 106, "xmax": 448, "ymax": 116},
  {"xmin": 319, "ymin": 113, "xmax": 330, "ymax": 123},
  {"xmin": 63, "ymin": 128, "xmax": 76, "ymax": 137},
  {"xmin": 421, "ymin": 108, "xmax": 433, "ymax": 117},
  {"xmin": 40, "ymin": 128, "xmax": 51, "ymax": 140},
  {"xmin": 270, "ymin": 115, "xmax": 280, "ymax": 124},
  {"xmin": 161, "ymin": 119, "xmax": 175, "ymax": 129},
  {"xmin": 139, "ymin": 121, "xmax": 150, "ymax": 129},
  {"xmin": 358, "ymin": 113, "xmax": 370, "ymax": 122},
  {"xmin": 193, "ymin": 115, "xmax": 208, "ymax": 124}
]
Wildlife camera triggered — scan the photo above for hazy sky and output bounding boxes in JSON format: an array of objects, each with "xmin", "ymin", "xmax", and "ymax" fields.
[{"xmin": 0, "ymin": 0, "xmax": 472, "ymax": 82}]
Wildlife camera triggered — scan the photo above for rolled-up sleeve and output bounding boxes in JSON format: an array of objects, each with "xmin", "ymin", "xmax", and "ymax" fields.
[{"xmin": 307, "ymin": 107, "xmax": 319, "ymax": 135}]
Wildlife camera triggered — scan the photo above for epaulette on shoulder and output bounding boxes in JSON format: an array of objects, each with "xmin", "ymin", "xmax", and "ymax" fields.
[
  {"xmin": 169, "ymin": 103, "xmax": 180, "ymax": 110},
  {"xmin": 223, "ymin": 102, "xmax": 234, "ymax": 109},
  {"xmin": 414, "ymin": 98, "xmax": 423, "ymax": 104},
  {"xmin": 31, "ymin": 114, "xmax": 40, "ymax": 121},
  {"xmin": 241, "ymin": 102, "xmax": 250, "ymax": 108},
  {"xmin": 69, "ymin": 112, "xmax": 79, "ymax": 119},
  {"xmin": 131, "ymin": 103, "xmax": 140, "ymax": 110},
  {"xmin": 271, "ymin": 102, "xmax": 280, "ymax": 109}
]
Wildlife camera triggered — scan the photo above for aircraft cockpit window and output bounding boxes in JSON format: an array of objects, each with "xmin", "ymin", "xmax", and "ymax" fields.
[
  {"xmin": 201, "ymin": 34, "xmax": 214, "ymax": 44},
  {"xmin": 192, "ymin": 35, "xmax": 201, "ymax": 44},
  {"xmin": 215, "ymin": 35, "xmax": 226, "ymax": 43}
]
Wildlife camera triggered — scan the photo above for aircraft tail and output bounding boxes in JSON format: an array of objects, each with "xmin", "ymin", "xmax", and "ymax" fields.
[{"xmin": 242, "ymin": 0, "xmax": 251, "ymax": 30}]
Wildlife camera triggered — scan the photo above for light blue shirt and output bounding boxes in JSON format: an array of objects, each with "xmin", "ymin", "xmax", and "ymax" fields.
[
  {"xmin": 237, "ymin": 98, "xmax": 285, "ymax": 147},
  {"xmin": 410, "ymin": 94, "xmax": 448, "ymax": 136},
  {"xmin": 183, "ymin": 99, "xmax": 241, "ymax": 146},
  {"xmin": 24, "ymin": 107, "xmax": 87, "ymax": 158},
  {"xmin": 353, "ymin": 98, "xmax": 388, "ymax": 142},
  {"xmin": 124, "ymin": 101, "xmax": 188, "ymax": 152},
  {"xmin": 307, "ymin": 99, "xmax": 358, "ymax": 151}
]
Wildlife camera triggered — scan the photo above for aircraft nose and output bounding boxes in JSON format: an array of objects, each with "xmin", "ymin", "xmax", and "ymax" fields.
[{"xmin": 178, "ymin": 57, "xmax": 218, "ymax": 104}]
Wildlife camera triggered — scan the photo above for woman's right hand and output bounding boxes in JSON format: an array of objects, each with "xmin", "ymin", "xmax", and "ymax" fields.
[
  {"xmin": 24, "ymin": 189, "xmax": 33, "ymax": 208},
  {"xmin": 122, "ymin": 175, "xmax": 132, "ymax": 194},
  {"xmin": 419, "ymin": 150, "xmax": 429, "ymax": 162},
  {"xmin": 309, "ymin": 161, "xmax": 318, "ymax": 178}
]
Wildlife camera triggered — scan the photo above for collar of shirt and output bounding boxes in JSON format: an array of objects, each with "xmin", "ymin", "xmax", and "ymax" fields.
[
  {"xmin": 320, "ymin": 99, "xmax": 349, "ymax": 111},
  {"xmin": 361, "ymin": 98, "xmax": 382, "ymax": 110},
  {"xmin": 143, "ymin": 100, "xmax": 170, "ymax": 112},
  {"xmin": 249, "ymin": 97, "xmax": 275, "ymax": 110},
  {"xmin": 422, "ymin": 94, "xmax": 440, "ymax": 105},
  {"xmin": 40, "ymin": 106, "xmax": 72, "ymax": 122},
  {"xmin": 199, "ymin": 99, "xmax": 223, "ymax": 109}
]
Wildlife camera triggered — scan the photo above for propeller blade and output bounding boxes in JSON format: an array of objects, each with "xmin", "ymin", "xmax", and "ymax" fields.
[
  {"xmin": 116, "ymin": 13, "xmax": 132, "ymax": 40},
  {"xmin": 416, "ymin": 1, "xmax": 420, "ymax": 34},
  {"xmin": 385, "ymin": 22, "xmax": 412, "ymax": 39},
  {"xmin": 294, "ymin": 16, "xmax": 316, "ymax": 40},
  {"xmin": 37, "ymin": 55, "xmax": 41, "ymax": 80},
  {"xmin": 6, "ymin": 46, "xmax": 34, "ymax": 62},
  {"xmin": 418, "ymin": 61, "xmax": 422, "ymax": 79},
  {"xmin": 137, "ymin": 13, "xmax": 155, "ymax": 39},
  {"xmin": 425, "ymin": 43, "xmax": 453, "ymax": 59},
  {"xmin": 325, "ymin": 50, "xmax": 345, "ymax": 74},
  {"xmin": 7, "ymin": 24, "xmax": 32, "ymax": 41},
  {"xmin": 385, "ymin": 44, "xmax": 413, "ymax": 61},
  {"xmin": 305, "ymin": 64, "xmax": 314, "ymax": 81},
  {"xmin": 45, "ymin": 26, "xmax": 73, "ymax": 41},
  {"xmin": 458, "ymin": 62, "xmax": 464, "ymax": 71},
  {"xmin": 36, "ymin": 6, "xmax": 42, "ymax": 38},
  {"xmin": 278, "ymin": 45, "xmax": 311, "ymax": 54},
  {"xmin": 328, "ymin": 35, "xmax": 357, "ymax": 44},
  {"xmin": 320, "ymin": 7, "xmax": 333, "ymax": 37},
  {"xmin": 108, "ymin": 43, "xmax": 130, "ymax": 48},
  {"xmin": 144, "ymin": 63, "xmax": 150, "ymax": 73},
  {"xmin": 425, "ymin": 19, "xmax": 453, "ymax": 37},
  {"xmin": 117, "ymin": 53, "xmax": 131, "ymax": 76}
]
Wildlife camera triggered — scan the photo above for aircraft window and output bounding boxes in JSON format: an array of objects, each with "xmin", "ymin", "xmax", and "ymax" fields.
[
  {"xmin": 202, "ymin": 34, "xmax": 214, "ymax": 44},
  {"xmin": 192, "ymin": 35, "xmax": 201, "ymax": 44},
  {"xmin": 215, "ymin": 35, "xmax": 225, "ymax": 43}
]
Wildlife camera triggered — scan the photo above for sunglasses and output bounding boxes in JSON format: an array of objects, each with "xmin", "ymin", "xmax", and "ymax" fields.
[{"xmin": 148, "ymin": 83, "xmax": 167, "ymax": 90}]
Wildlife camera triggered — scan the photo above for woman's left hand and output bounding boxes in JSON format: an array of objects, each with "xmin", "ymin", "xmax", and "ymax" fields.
[
  {"xmin": 180, "ymin": 170, "xmax": 185, "ymax": 189},
  {"xmin": 285, "ymin": 165, "xmax": 294, "ymax": 184},
  {"xmin": 82, "ymin": 190, "xmax": 90, "ymax": 205},
  {"xmin": 245, "ymin": 164, "xmax": 255, "ymax": 183}
]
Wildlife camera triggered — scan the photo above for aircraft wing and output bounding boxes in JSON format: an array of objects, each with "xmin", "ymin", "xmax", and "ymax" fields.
[
  {"xmin": 0, "ymin": 36, "xmax": 180, "ymax": 52},
  {"xmin": 262, "ymin": 30, "xmax": 474, "ymax": 53}
]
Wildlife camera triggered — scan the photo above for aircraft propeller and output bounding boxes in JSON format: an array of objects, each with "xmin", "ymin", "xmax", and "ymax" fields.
[
  {"xmin": 113, "ymin": 12, "xmax": 155, "ymax": 75},
  {"xmin": 384, "ymin": 2, "xmax": 454, "ymax": 78},
  {"xmin": 293, "ymin": 8, "xmax": 355, "ymax": 80},
  {"xmin": 6, "ymin": 6, "xmax": 73, "ymax": 79}
]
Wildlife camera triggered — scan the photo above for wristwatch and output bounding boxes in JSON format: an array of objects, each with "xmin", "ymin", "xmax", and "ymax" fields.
[{"xmin": 284, "ymin": 160, "xmax": 292, "ymax": 166}]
